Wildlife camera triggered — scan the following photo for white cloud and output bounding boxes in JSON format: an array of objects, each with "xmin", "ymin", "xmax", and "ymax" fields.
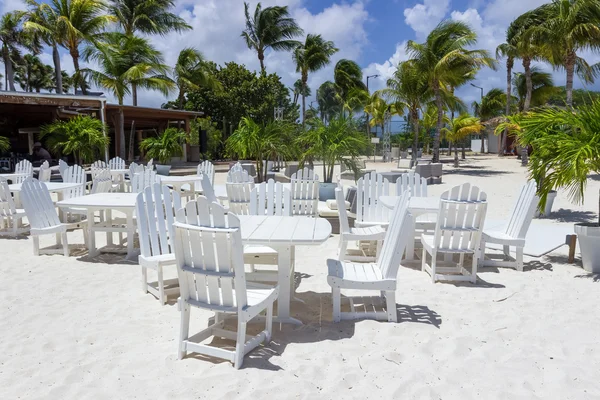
[
  {"xmin": 362, "ymin": 41, "xmax": 410, "ymax": 93},
  {"xmin": 0, "ymin": 0, "xmax": 23, "ymax": 15},
  {"xmin": 403, "ymin": 0, "xmax": 450, "ymax": 40},
  {"xmin": 482, "ymin": 0, "xmax": 548, "ymax": 25}
]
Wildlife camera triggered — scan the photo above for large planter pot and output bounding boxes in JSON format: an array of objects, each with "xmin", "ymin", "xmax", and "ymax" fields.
[
  {"xmin": 535, "ymin": 190, "xmax": 557, "ymax": 218},
  {"xmin": 574, "ymin": 223, "xmax": 600, "ymax": 273},
  {"xmin": 155, "ymin": 164, "xmax": 171, "ymax": 176},
  {"xmin": 319, "ymin": 182, "xmax": 336, "ymax": 201},
  {"xmin": 189, "ymin": 145, "xmax": 200, "ymax": 162}
]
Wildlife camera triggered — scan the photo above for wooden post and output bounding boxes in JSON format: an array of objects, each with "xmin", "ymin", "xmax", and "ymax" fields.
[
  {"xmin": 183, "ymin": 118, "xmax": 190, "ymax": 162},
  {"xmin": 567, "ymin": 234, "xmax": 577, "ymax": 263}
]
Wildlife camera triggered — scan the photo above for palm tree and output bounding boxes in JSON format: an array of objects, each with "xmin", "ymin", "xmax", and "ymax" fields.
[
  {"xmin": 140, "ymin": 127, "xmax": 185, "ymax": 165},
  {"xmin": 291, "ymin": 78, "xmax": 310, "ymax": 105},
  {"xmin": 382, "ymin": 60, "xmax": 431, "ymax": 161},
  {"xmin": 0, "ymin": 11, "xmax": 29, "ymax": 92},
  {"xmin": 84, "ymin": 32, "xmax": 174, "ymax": 106},
  {"xmin": 172, "ymin": 48, "xmax": 221, "ymax": 110},
  {"xmin": 15, "ymin": 54, "xmax": 54, "ymax": 92},
  {"xmin": 316, "ymin": 80, "xmax": 341, "ymax": 123},
  {"xmin": 512, "ymin": 67, "xmax": 556, "ymax": 111},
  {"xmin": 530, "ymin": 0, "xmax": 600, "ymax": 107},
  {"xmin": 472, "ymin": 88, "xmax": 506, "ymax": 153},
  {"xmin": 333, "ymin": 59, "xmax": 366, "ymax": 109},
  {"xmin": 364, "ymin": 93, "xmax": 396, "ymax": 141},
  {"xmin": 407, "ymin": 20, "xmax": 496, "ymax": 162},
  {"xmin": 108, "ymin": 0, "xmax": 191, "ymax": 36},
  {"xmin": 496, "ymin": 41, "xmax": 518, "ymax": 155},
  {"xmin": 241, "ymin": 2, "xmax": 303, "ymax": 73},
  {"xmin": 49, "ymin": 0, "xmax": 115, "ymax": 94},
  {"xmin": 442, "ymin": 114, "xmax": 484, "ymax": 167},
  {"xmin": 25, "ymin": 0, "xmax": 65, "ymax": 93},
  {"xmin": 293, "ymin": 34, "xmax": 338, "ymax": 128}
]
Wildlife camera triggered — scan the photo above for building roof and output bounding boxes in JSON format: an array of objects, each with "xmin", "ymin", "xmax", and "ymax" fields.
[
  {"xmin": 105, "ymin": 104, "xmax": 203, "ymax": 120},
  {"xmin": 0, "ymin": 91, "xmax": 106, "ymax": 108}
]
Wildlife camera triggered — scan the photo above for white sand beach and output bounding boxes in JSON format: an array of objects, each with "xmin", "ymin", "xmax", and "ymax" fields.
[{"xmin": 2, "ymin": 155, "xmax": 600, "ymax": 399}]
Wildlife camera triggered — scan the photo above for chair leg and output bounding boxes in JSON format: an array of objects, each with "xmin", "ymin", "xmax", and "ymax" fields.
[
  {"xmin": 332, "ymin": 286, "xmax": 341, "ymax": 323},
  {"xmin": 385, "ymin": 291, "xmax": 397, "ymax": 322},
  {"xmin": 141, "ymin": 267, "xmax": 148, "ymax": 293},
  {"xmin": 32, "ymin": 235, "xmax": 40, "ymax": 256},
  {"xmin": 265, "ymin": 303, "xmax": 273, "ymax": 342},
  {"xmin": 157, "ymin": 266, "xmax": 166, "ymax": 305},
  {"xmin": 61, "ymin": 232, "xmax": 69, "ymax": 257},
  {"xmin": 503, "ymin": 245, "xmax": 510, "ymax": 260},
  {"xmin": 338, "ymin": 238, "xmax": 348, "ymax": 260},
  {"xmin": 516, "ymin": 247, "xmax": 524, "ymax": 272},
  {"xmin": 430, "ymin": 252, "xmax": 437, "ymax": 283},
  {"xmin": 471, "ymin": 251, "xmax": 478, "ymax": 283},
  {"xmin": 375, "ymin": 239, "xmax": 382, "ymax": 259},
  {"xmin": 421, "ymin": 247, "xmax": 427, "ymax": 271},
  {"xmin": 178, "ymin": 300, "xmax": 190, "ymax": 360},
  {"xmin": 479, "ymin": 238, "xmax": 486, "ymax": 267},
  {"xmin": 234, "ymin": 322, "xmax": 247, "ymax": 369}
]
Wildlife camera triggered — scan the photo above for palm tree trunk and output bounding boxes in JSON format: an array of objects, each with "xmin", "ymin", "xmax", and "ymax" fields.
[
  {"xmin": 411, "ymin": 109, "xmax": 419, "ymax": 161},
  {"xmin": 461, "ymin": 138, "xmax": 466, "ymax": 159},
  {"xmin": 52, "ymin": 44, "xmax": 63, "ymax": 94},
  {"xmin": 433, "ymin": 83, "xmax": 442, "ymax": 163},
  {"xmin": 70, "ymin": 48, "xmax": 86, "ymax": 95},
  {"xmin": 454, "ymin": 143, "xmax": 459, "ymax": 167},
  {"xmin": 258, "ymin": 49, "xmax": 265, "ymax": 74},
  {"xmin": 565, "ymin": 49, "xmax": 576, "ymax": 107},
  {"xmin": 178, "ymin": 89, "xmax": 185, "ymax": 110},
  {"xmin": 132, "ymin": 83, "xmax": 138, "ymax": 106},
  {"xmin": 2, "ymin": 45, "xmax": 16, "ymax": 91},
  {"xmin": 523, "ymin": 57, "xmax": 532, "ymax": 112},
  {"xmin": 501, "ymin": 57, "xmax": 513, "ymax": 156},
  {"xmin": 301, "ymin": 72, "xmax": 307, "ymax": 130},
  {"xmin": 118, "ymin": 108, "xmax": 125, "ymax": 159}
]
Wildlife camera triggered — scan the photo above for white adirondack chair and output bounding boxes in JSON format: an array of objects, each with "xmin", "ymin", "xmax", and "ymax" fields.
[
  {"xmin": 335, "ymin": 188, "xmax": 386, "ymax": 261},
  {"xmin": 197, "ymin": 160, "xmax": 215, "ymax": 184},
  {"xmin": 136, "ymin": 183, "xmax": 182, "ymax": 304},
  {"xmin": 199, "ymin": 173, "xmax": 220, "ymax": 204},
  {"xmin": 243, "ymin": 180, "xmax": 291, "ymax": 282},
  {"xmin": 229, "ymin": 162, "xmax": 243, "ymax": 173},
  {"xmin": 20, "ymin": 178, "xmax": 86, "ymax": 256},
  {"xmin": 355, "ymin": 171, "xmax": 390, "ymax": 227},
  {"xmin": 131, "ymin": 169, "xmax": 160, "ymax": 193},
  {"xmin": 109, "ymin": 156, "xmax": 126, "ymax": 170},
  {"xmin": 290, "ymin": 168, "xmax": 319, "ymax": 217},
  {"xmin": 146, "ymin": 158, "xmax": 154, "ymax": 170},
  {"xmin": 38, "ymin": 161, "xmax": 52, "ymax": 182},
  {"xmin": 480, "ymin": 181, "xmax": 538, "ymax": 271},
  {"xmin": 58, "ymin": 159, "xmax": 69, "ymax": 179},
  {"xmin": 62, "ymin": 165, "xmax": 88, "ymax": 221},
  {"xmin": 0, "ymin": 178, "xmax": 27, "ymax": 236},
  {"xmin": 15, "ymin": 159, "xmax": 33, "ymax": 184},
  {"xmin": 396, "ymin": 171, "xmax": 427, "ymax": 197},
  {"xmin": 227, "ymin": 169, "xmax": 252, "ymax": 183},
  {"xmin": 90, "ymin": 170, "xmax": 114, "ymax": 194},
  {"xmin": 226, "ymin": 181, "xmax": 255, "ymax": 214},
  {"xmin": 90, "ymin": 165, "xmax": 108, "ymax": 179},
  {"xmin": 174, "ymin": 197, "xmax": 278, "ymax": 369},
  {"xmin": 327, "ymin": 192, "xmax": 412, "ymax": 322},
  {"xmin": 91, "ymin": 160, "xmax": 107, "ymax": 170},
  {"xmin": 421, "ymin": 183, "xmax": 488, "ymax": 283}
]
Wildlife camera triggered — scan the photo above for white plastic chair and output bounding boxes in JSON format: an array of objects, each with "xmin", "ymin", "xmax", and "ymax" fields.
[
  {"xmin": 62, "ymin": 165, "xmax": 87, "ymax": 221},
  {"xmin": 136, "ymin": 183, "xmax": 182, "ymax": 304},
  {"xmin": 197, "ymin": 160, "xmax": 215, "ymax": 184},
  {"xmin": 174, "ymin": 197, "xmax": 278, "ymax": 369},
  {"xmin": 15, "ymin": 159, "xmax": 33, "ymax": 184},
  {"xmin": 227, "ymin": 169, "xmax": 252, "ymax": 183},
  {"xmin": 420, "ymin": 183, "xmax": 488, "ymax": 283},
  {"xmin": 335, "ymin": 187, "xmax": 385, "ymax": 261},
  {"xmin": 327, "ymin": 192, "xmax": 412, "ymax": 322},
  {"xmin": 356, "ymin": 172, "xmax": 390, "ymax": 227},
  {"xmin": 91, "ymin": 160, "xmax": 107, "ymax": 170},
  {"xmin": 21, "ymin": 178, "xmax": 86, "ymax": 256},
  {"xmin": 480, "ymin": 181, "xmax": 538, "ymax": 271},
  {"xmin": 226, "ymin": 181, "xmax": 255, "ymax": 214},
  {"xmin": 146, "ymin": 158, "xmax": 154, "ymax": 170},
  {"xmin": 131, "ymin": 169, "xmax": 160, "ymax": 193},
  {"xmin": 108, "ymin": 156, "xmax": 125, "ymax": 170},
  {"xmin": 290, "ymin": 168, "xmax": 319, "ymax": 217},
  {"xmin": 395, "ymin": 171, "xmax": 427, "ymax": 197},
  {"xmin": 58, "ymin": 159, "xmax": 69, "ymax": 179},
  {"xmin": 90, "ymin": 170, "xmax": 114, "ymax": 194},
  {"xmin": 38, "ymin": 161, "xmax": 52, "ymax": 182},
  {"xmin": 0, "ymin": 178, "xmax": 27, "ymax": 236}
]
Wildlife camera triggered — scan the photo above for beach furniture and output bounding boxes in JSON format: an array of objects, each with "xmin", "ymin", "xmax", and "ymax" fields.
[
  {"xmin": 0, "ymin": 178, "xmax": 27, "ymax": 236},
  {"xmin": 108, "ymin": 156, "xmax": 125, "ymax": 170},
  {"xmin": 90, "ymin": 170, "xmax": 114, "ymax": 194},
  {"xmin": 335, "ymin": 187, "xmax": 385, "ymax": 262},
  {"xmin": 21, "ymin": 178, "xmax": 86, "ymax": 256},
  {"xmin": 356, "ymin": 171, "xmax": 390, "ymax": 227},
  {"xmin": 227, "ymin": 168, "xmax": 252, "ymax": 183},
  {"xmin": 14, "ymin": 159, "xmax": 33, "ymax": 184},
  {"xmin": 38, "ymin": 161, "xmax": 51, "ymax": 182},
  {"xmin": 200, "ymin": 173, "xmax": 219, "ymax": 204},
  {"xmin": 136, "ymin": 183, "xmax": 181, "ymax": 304},
  {"xmin": 197, "ymin": 160, "xmax": 215, "ymax": 184},
  {"xmin": 146, "ymin": 158, "xmax": 153, "ymax": 170},
  {"xmin": 395, "ymin": 171, "xmax": 427, "ymax": 197},
  {"xmin": 131, "ymin": 169, "xmax": 160, "ymax": 193},
  {"xmin": 58, "ymin": 159, "xmax": 69, "ymax": 179},
  {"xmin": 480, "ymin": 181, "xmax": 538, "ymax": 271},
  {"xmin": 173, "ymin": 197, "xmax": 279, "ymax": 369},
  {"xmin": 327, "ymin": 192, "xmax": 411, "ymax": 322},
  {"xmin": 290, "ymin": 168, "xmax": 319, "ymax": 217},
  {"xmin": 420, "ymin": 183, "xmax": 487, "ymax": 283}
]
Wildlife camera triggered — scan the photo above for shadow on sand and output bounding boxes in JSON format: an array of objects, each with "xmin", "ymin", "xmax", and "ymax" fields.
[
  {"xmin": 575, "ymin": 273, "xmax": 600, "ymax": 282},
  {"xmin": 546, "ymin": 208, "xmax": 596, "ymax": 224},
  {"xmin": 443, "ymin": 165, "xmax": 510, "ymax": 177}
]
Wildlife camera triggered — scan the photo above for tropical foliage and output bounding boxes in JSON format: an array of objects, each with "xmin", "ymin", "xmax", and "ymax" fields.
[
  {"xmin": 172, "ymin": 48, "xmax": 221, "ymax": 110},
  {"xmin": 139, "ymin": 127, "xmax": 185, "ymax": 164},
  {"xmin": 40, "ymin": 115, "xmax": 109, "ymax": 164},
  {"xmin": 189, "ymin": 116, "xmax": 222, "ymax": 160},
  {"xmin": 442, "ymin": 114, "xmax": 484, "ymax": 166},
  {"xmin": 0, "ymin": 136, "xmax": 10, "ymax": 153}
]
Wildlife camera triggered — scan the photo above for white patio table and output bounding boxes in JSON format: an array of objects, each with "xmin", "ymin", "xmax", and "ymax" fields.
[
  {"xmin": 158, "ymin": 175, "xmax": 202, "ymax": 192},
  {"xmin": 9, "ymin": 181, "xmax": 86, "ymax": 210},
  {"xmin": 0, "ymin": 172, "xmax": 29, "ymax": 183},
  {"xmin": 237, "ymin": 214, "xmax": 331, "ymax": 325},
  {"xmin": 211, "ymin": 182, "xmax": 291, "ymax": 199},
  {"xmin": 57, "ymin": 193, "xmax": 139, "ymax": 260}
]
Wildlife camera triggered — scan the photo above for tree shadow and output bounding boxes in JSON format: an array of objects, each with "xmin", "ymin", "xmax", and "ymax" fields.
[
  {"xmin": 546, "ymin": 208, "xmax": 596, "ymax": 223},
  {"xmin": 444, "ymin": 166, "xmax": 510, "ymax": 177},
  {"xmin": 523, "ymin": 260, "xmax": 553, "ymax": 272},
  {"xmin": 574, "ymin": 273, "xmax": 600, "ymax": 282}
]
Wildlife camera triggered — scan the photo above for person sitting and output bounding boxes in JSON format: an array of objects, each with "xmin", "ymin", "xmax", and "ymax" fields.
[{"xmin": 32, "ymin": 142, "xmax": 52, "ymax": 162}]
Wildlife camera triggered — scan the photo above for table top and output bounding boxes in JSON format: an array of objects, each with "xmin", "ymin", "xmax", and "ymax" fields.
[
  {"xmin": 0, "ymin": 172, "xmax": 28, "ymax": 179},
  {"xmin": 380, "ymin": 195, "xmax": 440, "ymax": 213},
  {"xmin": 159, "ymin": 175, "xmax": 202, "ymax": 183},
  {"xmin": 9, "ymin": 182, "xmax": 84, "ymax": 192},
  {"xmin": 57, "ymin": 193, "xmax": 138, "ymax": 209},
  {"xmin": 238, "ymin": 215, "xmax": 331, "ymax": 245},
  {"xmin": 85, "ymin": 169, "xmax": 129, "ymax": 175}
]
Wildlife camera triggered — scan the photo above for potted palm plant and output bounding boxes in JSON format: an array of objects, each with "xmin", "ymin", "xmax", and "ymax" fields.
[
  {"xmin": 140, "ymin": 127, "xmax": 186, "ymax": 175},
  {"xmin": 515, "ymin": 102, "xmax": 600, "ymax": 272},
  {"xmin": 299, "ymin": 116, "xmax": 368, "ymax": 200}
]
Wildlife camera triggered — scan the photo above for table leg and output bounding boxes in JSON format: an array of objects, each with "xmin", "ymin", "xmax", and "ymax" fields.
[
  {"xmin": 273, "ymin": 244, "xmax": 301, "ymax": 325},
  {"xmin": 106, "ymin": 209, "xmax": 113, "ymax": 246},
  {"xmin": 125, "ymin": 210, "xmax": 136, "ymax": 261},
  {"xmin": 87, "ymin": 209, "xmax": 96, "ymax": 257}
]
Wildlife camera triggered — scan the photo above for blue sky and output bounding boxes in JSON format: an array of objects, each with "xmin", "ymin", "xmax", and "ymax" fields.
[{"xmin": 3, "ymin": 0, "xmax": 598, "ymax": 112}]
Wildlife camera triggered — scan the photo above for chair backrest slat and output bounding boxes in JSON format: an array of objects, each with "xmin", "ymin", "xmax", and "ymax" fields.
[
  {"xmin": 20, "ymin": 178, "xmax": 61, "ymax": 231},
  {"xmin": 396, "ymin": 171, "xmax": 427, "ymax": 197},
  {"xmin": 356, "ymin": 172, "xmax": 390, "ymax": 224},
  {"xmin": 378, "ymin": 192, "xmax": 411, "ymax": 279},
  {"xmin": 15, "ymin": 160, "xmax": 33, "ymax": 184},
  {"xmin": 505, "ymin": 181, "xmax": 538, "ymax": 239},
  {"xmin": 108, "ymin": 156, "xmax": 125, "ymax": 170},
  {"xmin": 197, "ymin": 161, "xmax": 215, "ymax": 184},
  {"xmin": 335, "ymin": 187, "xmax": 351, "ymax": 234},
  {"xmin": 63, "ymin": 165, "xmax": 86, "ymax": 199},
  {"xmin": 249, "ymin": 179, "xmax": 291, "ymax": 216},
  {"xmin": 0, "ymin": 178, "xmax": 18, "ymax": 217},
  {"xmin": 290, "ymin": 168, "xmax": 319, "ymax": 217},
  {"xmin": 91, "ymin": 169, "xmax": 113, "ymax": 194},
  {"xmin": 200, "ymin": 173, "xmax": 218, "ymax": 203},
  {"xmin": 38, "ymin": 161, "xmax": 52, "ymax": 182},
  {"xmin": 175, "ymin": 197, "xmax": 247, "ymax": 310},
  {"xmin": 131, "ymin": 169, "xmax": 160, "ymax": 193},
  {"xmin": 58, "ymin": 160, "xmax": 69, "ymax": 179},
  {"xmin": 226, "ymin": 181, "xmax": 255, "ymax": 215},
  {"xmin": 227, "ymin": 169, "xmax": 252, "ymax": 183}
]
